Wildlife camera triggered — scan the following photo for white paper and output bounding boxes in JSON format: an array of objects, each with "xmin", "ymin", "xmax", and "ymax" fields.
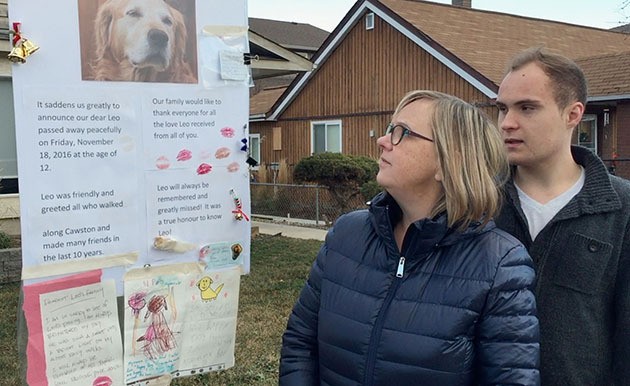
[
  {"xmin": 10, "ymin": 0, "xmax": 252, "ymax": 285},
  {"xmin": 124, "ymin": 264, "xmax": 241, "ymax": 383},
  {"xmin": 40, "ymin": 281, "xmax": 123, "ymax": 386},
  {"xmin": 220, "ymin": 50, "xmax": 249, "ymax": 81}
]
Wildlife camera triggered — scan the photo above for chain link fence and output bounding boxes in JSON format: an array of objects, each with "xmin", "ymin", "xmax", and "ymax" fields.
[
  {"xmin": 250, "ymin": 183, "xmax": 369, "ymax": 226},
  {"xmin": 602, "ymin": 158, "xmax": 630, "ymax": 179}
]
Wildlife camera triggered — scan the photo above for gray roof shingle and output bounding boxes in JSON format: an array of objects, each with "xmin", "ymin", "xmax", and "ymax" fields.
[{"xmin": 249, "ymin": 17, "xmax": 329, "ymax": 52}]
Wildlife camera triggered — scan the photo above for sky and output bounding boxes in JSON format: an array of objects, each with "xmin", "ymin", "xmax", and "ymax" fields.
[{"xmin": 248, "ymin": 0, "xmax": 630, "ymax": 32}]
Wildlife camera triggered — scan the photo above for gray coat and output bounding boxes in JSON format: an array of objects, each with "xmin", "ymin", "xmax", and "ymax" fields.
[{"xmin": 495, "ymin": 146, "xmax": 630, "ymax": 386}]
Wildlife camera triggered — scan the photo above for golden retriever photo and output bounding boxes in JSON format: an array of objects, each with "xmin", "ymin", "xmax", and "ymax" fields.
[{"xmin": 78, "ymin": 0, "xmax": 198, "ymax": 83}]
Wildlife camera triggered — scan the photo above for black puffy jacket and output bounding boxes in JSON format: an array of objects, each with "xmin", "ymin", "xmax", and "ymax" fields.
[{"xmin": 280, "ymin": 192, "xmax": 540, "ymax": 385}]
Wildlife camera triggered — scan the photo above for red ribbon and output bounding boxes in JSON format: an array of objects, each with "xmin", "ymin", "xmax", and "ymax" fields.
[
  {"xmin": 232, "ymin": 209, "xmax": 250, "ymax": 221},
  {"xmin": 12, "ymin": 22, "xmax": 21, "ymax": 46}
]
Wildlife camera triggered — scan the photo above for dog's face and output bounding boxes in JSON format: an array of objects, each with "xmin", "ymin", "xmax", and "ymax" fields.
[
  {"xmin": 96, "ymin": 0, "xmax": 186, "ymax": 72},
  {"xmin": 197, "ymin": 276, "xmax": 212, "ymax": 291}
]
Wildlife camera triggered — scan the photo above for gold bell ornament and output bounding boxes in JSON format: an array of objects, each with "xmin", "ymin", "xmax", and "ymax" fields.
[
  {"xmin": 8, "ymin": 44, "xmax": 27, "ymax": 63},
  {"xmin": 21, "ymin": 39, "xmax": 40, "ymax": 56},
  {"xmin": 8, "ymin": 22, "xmax": 39, "ymax": 63}
]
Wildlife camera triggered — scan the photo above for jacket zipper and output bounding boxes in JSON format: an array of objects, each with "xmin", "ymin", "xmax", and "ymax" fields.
[
  {"xmin": 396, "ymin": 256, "xmax": 405, "ymax": 278},
  {"xmin": 363, "ymin": 256, "xmax": 405, "ymax": 386}
]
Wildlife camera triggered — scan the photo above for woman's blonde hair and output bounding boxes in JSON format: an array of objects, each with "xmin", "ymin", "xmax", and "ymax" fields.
[{"xmin": 394, "ymin": 90, "xmax": 509, "ymax": 231}]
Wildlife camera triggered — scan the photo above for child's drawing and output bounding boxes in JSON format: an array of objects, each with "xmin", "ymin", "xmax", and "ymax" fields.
[
  {"xmin": 196, "ymin": 276, "xmax": 224, "ymax": 301},
  {"xmin": 136, "ymin": 292, "xmax": 177, "ymax": 359},
  {"xmin": 128, "ymin": 291, "xmax": 147, "ymax": 354}
]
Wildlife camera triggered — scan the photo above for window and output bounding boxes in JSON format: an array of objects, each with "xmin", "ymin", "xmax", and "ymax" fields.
[
  {"xmin": 0, "ymin": 79, "xmax": 17, "ymax": 180},
  {"xmin": 577, "ymin": 114, "xmax": 597, "ymax": 152},
  {"xmin": 311, "ymin": 121, "xmax": 342, "ymax": 154},
  {"xmin": 365, "ymin": 13, "xmax": 375, "ymax": 30},
  {"xmin": 248, "ymin": 133, "xmax": 260, "ymax": 169}
]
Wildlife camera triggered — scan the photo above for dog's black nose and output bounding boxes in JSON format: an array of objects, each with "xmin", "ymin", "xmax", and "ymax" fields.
[{"xmin": 148, "ymin": 29, "xmax": 169, "ymax": 49}]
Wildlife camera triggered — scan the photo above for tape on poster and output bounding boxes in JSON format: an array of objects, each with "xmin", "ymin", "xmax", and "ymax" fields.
[
  {"xmin": 201, "ymin": 25, "xmax": 247, "ymax": 37},
  {"xmin": 123, "ymin": 262, "xmax": 205, "ymax": 280},
  {"xmin": 21, "ymin": 252, "xmax": 139, "ymax": 280}
]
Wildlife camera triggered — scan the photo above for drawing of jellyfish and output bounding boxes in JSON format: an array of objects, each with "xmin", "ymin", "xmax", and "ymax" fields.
[
  {"xmin": 128, "ymin": 292, "xmax": 147, "ymax": 354},
  {"xmin": 136, "ymin": 294, "xmax": 177, "ymax": 359}
]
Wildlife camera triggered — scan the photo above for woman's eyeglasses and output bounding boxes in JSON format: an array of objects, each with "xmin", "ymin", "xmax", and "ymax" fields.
[{"xmin": 385, "ymin": 123, "xmax": 434, "ymax": 146}]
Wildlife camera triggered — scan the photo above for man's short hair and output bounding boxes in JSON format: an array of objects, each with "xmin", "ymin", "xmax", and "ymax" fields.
[{"xmin": 505, "ymin": 47, "xmax": 588, "ymax": 109}]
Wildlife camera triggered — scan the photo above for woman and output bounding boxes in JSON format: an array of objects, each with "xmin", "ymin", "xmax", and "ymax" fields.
[{"xmin": 280, "ymin": 90, "xmax": 540, "ymax": 385}]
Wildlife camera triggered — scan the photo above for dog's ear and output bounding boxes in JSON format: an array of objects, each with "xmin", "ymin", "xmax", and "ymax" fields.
[
  {"xmin": 171, "ymin": 7, "xmax": 188, "ymax": 65},
  {"xmin": 94, "ymin": 0, "xmax": 115, "ymax": 59},
  {"xmin": 169, "ymin": 7, "xmax": 196, "ymax": 83}
]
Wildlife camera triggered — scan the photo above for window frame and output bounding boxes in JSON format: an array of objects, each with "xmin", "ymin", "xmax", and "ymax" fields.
[
  {"xmin": 310, "ymin": 120, "xmax": 342, "ymax": 154},
  {"xmin": 0, "ymin": 79, "xmax": 17, "ymax": 181},
  {"xmin": 577, "ymin": 114, "xmax": 597, "ymax": 153},
  {"xmin": 248, "ymin": 133, "xmax": 261, "ymax": 170},
  {"xmin": 365, "ymin": 13, "xmax": 375, "ymax": 30}
]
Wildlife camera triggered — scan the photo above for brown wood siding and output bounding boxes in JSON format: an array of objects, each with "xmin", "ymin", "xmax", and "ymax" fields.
[
  {"xmin": 1, "ymin": 0, "xmax": 12, "ymax": 53},
  {"xmin": 599, "ymin": 110, "xmax": 614, "ymax": 163},
  {"xmin": 251, "ymin": 12, "xmax": 496, "ymax": 167},
  {"xmin": 0, "ymin": 0, "xmax": 7, "ymax": 33},
  {"xmin": 616, "ymin": 102, "xmax": 630, "ymax": 179}
]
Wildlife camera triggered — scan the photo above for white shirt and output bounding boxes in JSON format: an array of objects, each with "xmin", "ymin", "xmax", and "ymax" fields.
[{"xmin": 515, "ymin": 167, "xmax": 585, "ymax": 240}]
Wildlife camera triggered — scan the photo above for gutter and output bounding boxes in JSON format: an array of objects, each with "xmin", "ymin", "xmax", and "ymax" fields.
[
  {"xmin": 249, "ymin": 113, "xmax": 267, "ymax": 122},
  {"xmin": 588, "ymin": 94, "xmax": 630, "ymax": 102}
]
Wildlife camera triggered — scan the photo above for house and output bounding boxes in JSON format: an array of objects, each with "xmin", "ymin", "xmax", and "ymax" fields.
[
  {"xmin": 249, "ymin": 0, "xmax": 630, "ymax": 179},
  {"xmin": 248, "ymin": 18, "xmax": 329, "ymax": 94},
  {"xmin": 610, "ymin": 22, "xmax": 630, "ymax": 33},
  {"xmin": 246, "ymin": 18, "xmax": 329, "ymax": 168},
  {"xmin": 249, "ymin": 17, "xmax": 329, "ymax": 60}
]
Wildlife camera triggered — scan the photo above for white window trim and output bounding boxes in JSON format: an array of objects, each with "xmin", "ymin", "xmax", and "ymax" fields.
[
  {"xmin": 365, "ymin": 13, "xmax": 375, "ymax": 30},
  {"xmin": 0, "ymin": 79, "xmax": 17, "ymax": 179},
  {"xmin": 310, "ymin": 120, "xmax": 342, "ymax": 154},
  {"xmin": 249, "ymin": 133, "xmax": 260, "ymax": 170},
  {"xmin": 578, "ymin": 114, "xmax": 597, "ymax": 153}
]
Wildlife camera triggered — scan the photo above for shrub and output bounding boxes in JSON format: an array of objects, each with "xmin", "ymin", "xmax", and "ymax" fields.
[
  {"xmin": 0, "ymin": 231, "xmax": 12, "ymax": 249},
  {"xmin": 360, "ymin": 180, "xmax": 382, "ymax": 201},
  {"xmin": 293, "ymin": 153, "xmax": 380, "ymax": 217}
]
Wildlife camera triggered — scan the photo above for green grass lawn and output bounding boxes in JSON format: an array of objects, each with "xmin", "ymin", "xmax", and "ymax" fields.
[{"xmin": 0, "ymin": 235, "xmax": 322, "ymax": 386}]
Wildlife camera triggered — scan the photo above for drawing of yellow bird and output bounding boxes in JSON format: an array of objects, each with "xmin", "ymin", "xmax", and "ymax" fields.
[{"xmin": 196, "ymin": 276, "xmax": 224, "ymax": 301}]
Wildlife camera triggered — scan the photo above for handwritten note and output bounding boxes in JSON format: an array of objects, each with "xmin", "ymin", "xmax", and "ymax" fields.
[
  {"xmin": 199, "ymin": 241, "xmax": 244, "ymax": 269},
  {"xmin": 40, "ymin": 280, "xmax": 123, "ymax": 386},
  {"xmin": 219, "ymin": 50, "xmax": 249, "ymax": 81}
]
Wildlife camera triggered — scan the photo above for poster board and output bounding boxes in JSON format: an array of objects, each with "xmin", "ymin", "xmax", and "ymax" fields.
[{"xmin": 9, "ymin": 0, "xmax": 250, "ymax": 383}]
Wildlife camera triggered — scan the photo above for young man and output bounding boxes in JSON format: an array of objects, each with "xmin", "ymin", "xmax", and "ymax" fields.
[{"xmin": 495, "ymin": 47, "xmax": 630, "ymax": 385}]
